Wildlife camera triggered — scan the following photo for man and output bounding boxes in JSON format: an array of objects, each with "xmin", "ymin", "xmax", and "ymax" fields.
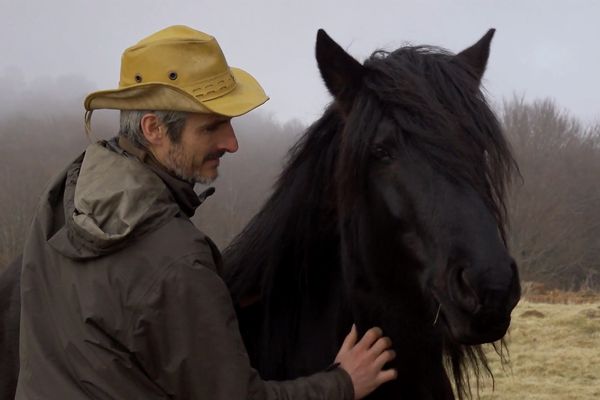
[{"xmin": 16, "ymin": 25, "xmax": 396, "ymax": 399}]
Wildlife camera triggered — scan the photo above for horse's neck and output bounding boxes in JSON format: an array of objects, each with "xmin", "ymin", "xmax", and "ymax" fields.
[
  {"xmin": 370, "ymin": 364, "xmax": 453, "ymax": 400},
  {"xmin": 245, "ymin": 182, "xmax": 346, "ymax": 375},
  {"xmin": 254, "ymin": 237, "xmax": 351, "ymax": 379},
  {"xmin": 348, "ymin": 242, "xmax": 453, "ymax": 399},
  {"xmin": 354, "ymin": 292, "xmax": 454, "ymax": 399}
]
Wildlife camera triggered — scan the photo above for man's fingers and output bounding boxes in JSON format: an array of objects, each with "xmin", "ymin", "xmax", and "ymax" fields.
[
  {"xmin": 375, "ymin": 349, "xmax": 396, "ymax": 369},
  {"xmin": 370, "ymin": 336, "xmax": 392, "ymax": 355},
  {"xmin": 357, "ymin": 326, "xmax": 383, "ymax": 350},
  {"xmin": 340, "ymin": 324, "xmax": 358, "ymax": 352},
  {"xmin": 376, "ymin": 368, "xmax": 398, "ymax": 385}
]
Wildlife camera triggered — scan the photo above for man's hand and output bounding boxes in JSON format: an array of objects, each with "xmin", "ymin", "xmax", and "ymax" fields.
[{"xmin": 335, "ymin": 325, "xmax": 397, "ymax": 399}]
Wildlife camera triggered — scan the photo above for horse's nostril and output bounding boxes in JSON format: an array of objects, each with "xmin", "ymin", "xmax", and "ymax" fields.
[{"xmin": 449, "ymin": 266, "xmax": 481, "ymax": 314}]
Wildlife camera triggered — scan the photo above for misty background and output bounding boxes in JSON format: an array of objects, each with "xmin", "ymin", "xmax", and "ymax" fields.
[{"xmin": 1, "ymin": 1, "xmax": 599, "ymax": 289}]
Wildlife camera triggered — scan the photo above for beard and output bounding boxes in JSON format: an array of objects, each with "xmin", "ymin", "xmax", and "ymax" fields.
[{"xmin": 164, "ymin": 143, "xmax": 221, "ymax": 184}]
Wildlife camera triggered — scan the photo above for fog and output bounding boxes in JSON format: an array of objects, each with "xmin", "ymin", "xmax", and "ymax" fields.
[{"xmin": 1, "ymin": 0, "xmax": 598, "ymax": 124}]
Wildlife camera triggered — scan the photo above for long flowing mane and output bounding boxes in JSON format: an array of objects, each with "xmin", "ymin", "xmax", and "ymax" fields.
[
  {"xmin": 224, "ymin": 110, "xmax": 348, "ymax": 376},
  {"xmin": 225, "ymin": 42, "xmax": 517, "ymax": 399},
  {"xmin": 225, "ymin": 110, "xmax": 342, "ymax": 301}
]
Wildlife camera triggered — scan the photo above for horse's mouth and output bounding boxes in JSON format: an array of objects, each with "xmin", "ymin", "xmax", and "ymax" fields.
[
  {"xmin": 433, "ymin": 292, "xmax": 512, "ymax": 345},
  {"xmin": 460, "ymin": 314, "xmax": 511, "ymax": 345}
]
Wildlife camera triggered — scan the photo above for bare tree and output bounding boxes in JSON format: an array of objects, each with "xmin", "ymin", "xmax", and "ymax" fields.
[{"xmin": 503, "ymin": 97, "xmax": 600, "ymax": 290}]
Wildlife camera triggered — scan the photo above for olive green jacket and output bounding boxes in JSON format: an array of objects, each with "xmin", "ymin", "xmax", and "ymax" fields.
[{"xmin": 16, "ymin": 140, "xmax": 353, "ymax": 399}]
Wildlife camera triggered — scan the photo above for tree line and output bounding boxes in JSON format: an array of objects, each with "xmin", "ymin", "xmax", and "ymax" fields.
[
  {"xmin": 0, "ymin": 94, "xmax": 598, "ymax": 290},
  {"xmin": 502, "ymin": 98, "xmax": 600, "ymax": 290}
]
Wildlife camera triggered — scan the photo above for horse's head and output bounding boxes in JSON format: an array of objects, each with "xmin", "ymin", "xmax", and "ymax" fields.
[{"xmin": 316, "ymin": 29, "xmax": 520, "ymax": 346}]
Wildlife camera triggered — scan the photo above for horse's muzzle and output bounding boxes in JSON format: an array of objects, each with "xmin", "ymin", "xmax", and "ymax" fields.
[{"xmin": 440, "ymin": 258, "xmax": 521, "ymax": 345}]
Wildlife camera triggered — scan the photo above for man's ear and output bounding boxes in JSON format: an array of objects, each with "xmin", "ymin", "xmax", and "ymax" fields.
[{"xmin": 140, "ymin": 113, "xmax": 166, "ymax": 146}]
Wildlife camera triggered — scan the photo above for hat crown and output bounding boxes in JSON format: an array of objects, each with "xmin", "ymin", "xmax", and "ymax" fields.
[
  {"xmin": 135, "ymin": 25, "xmax": 213, "ymax": 45},
  {"xmin": 119, "ymin": 25, "xmax": 235, "ymax": 101}
]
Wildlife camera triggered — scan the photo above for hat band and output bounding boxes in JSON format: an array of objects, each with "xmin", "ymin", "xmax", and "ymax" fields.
[{"xmin": 191, "ymin": 70, "xmax": 236, "ymax": 101}]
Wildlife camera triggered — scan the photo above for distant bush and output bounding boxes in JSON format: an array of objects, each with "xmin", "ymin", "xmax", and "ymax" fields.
[{"xmin": 503, "ymin": 97, "xmax": 600, "ymax": 290}]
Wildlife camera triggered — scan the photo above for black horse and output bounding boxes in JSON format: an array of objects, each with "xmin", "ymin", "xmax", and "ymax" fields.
[{"xmin": 223, "ymin": 29, "xmax": 520, "ymax": 399}]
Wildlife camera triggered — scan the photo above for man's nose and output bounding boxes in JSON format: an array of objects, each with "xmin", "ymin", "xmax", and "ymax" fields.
[{"xmin": 219, "ymin": 122, "xmax": 239, "ymax": 153}]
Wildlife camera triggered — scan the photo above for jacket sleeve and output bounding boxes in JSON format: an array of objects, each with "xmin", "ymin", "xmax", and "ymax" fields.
[{"xmin": 128, "ymin": 256, "xmax": 354, "ymax": 400}]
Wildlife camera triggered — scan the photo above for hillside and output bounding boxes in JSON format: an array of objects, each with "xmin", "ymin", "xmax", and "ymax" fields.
[{"xmin": 475, "ymin": 299, "xmax": 600, "ymax": 399}]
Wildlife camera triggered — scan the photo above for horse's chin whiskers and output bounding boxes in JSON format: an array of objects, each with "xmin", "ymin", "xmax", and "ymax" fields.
[{"xmin": 433, "ymin": 303, "xmax": 442, "ymax": 326}]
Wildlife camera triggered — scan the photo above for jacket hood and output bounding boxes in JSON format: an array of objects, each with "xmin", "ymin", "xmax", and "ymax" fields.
[{"xmin": 48, "ymin": 141, "xmax": 181, "ymax": 260}]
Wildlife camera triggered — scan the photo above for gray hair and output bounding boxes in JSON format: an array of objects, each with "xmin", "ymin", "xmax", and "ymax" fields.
[{"xmin": 119, "ymin": 110, "xmax": 188, "ymax": 149}]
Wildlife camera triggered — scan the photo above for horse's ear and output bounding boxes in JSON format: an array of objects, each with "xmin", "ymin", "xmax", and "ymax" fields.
[
  {"xmin": 455, "ymin": 28, "xmax": 495, "ymax": 82},
  {"xmin": 316, "ymin": 29, "xmax": 365, "ymax": 115}
]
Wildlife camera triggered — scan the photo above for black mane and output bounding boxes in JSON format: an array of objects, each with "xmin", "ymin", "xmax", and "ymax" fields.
[
  {"xmin": 225, "ymin": 109, "xmax": 342, "ymax": 302},
  {"xmin": 224, "ymin": 110, "xmax": 348, "ymax": 376}
]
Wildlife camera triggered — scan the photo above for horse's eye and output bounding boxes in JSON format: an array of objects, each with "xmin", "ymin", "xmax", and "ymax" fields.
[{"xmin": 372, "ymin": 145, "xmax": 392, "ymax": 161}]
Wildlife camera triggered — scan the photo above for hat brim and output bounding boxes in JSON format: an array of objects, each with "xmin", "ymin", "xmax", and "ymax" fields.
[{"xmin": 84, "ymin": 67, "xmax": 268, "ymax": 117}]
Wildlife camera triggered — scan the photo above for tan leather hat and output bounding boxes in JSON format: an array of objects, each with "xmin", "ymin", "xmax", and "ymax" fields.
[{"xmin": 84, "ymin": 25, "xmax": 269, "ymax": 117}]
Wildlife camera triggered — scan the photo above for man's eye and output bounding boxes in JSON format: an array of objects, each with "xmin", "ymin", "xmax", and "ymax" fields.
[
  {"xmin": 205, "ymin": 123, "xmax": 220, "ymax": 132},
  {"xmin": 204, "ymin": 120, "xmax": 231, "ymax": 133}
]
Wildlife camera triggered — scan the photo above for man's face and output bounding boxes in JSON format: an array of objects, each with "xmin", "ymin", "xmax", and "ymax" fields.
[{"xmin": 162, "ymin": 113, "xmax": 238, "ymax": 184}]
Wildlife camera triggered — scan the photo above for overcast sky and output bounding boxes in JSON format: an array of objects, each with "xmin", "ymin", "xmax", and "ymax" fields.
[{"xmin": 1, "ymin": 0, "xmax": 598, "ymax": 125}]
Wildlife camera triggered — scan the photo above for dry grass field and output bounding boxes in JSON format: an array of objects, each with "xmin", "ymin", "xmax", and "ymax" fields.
[{"xmin": 470, "ymin": 291, "xmax": 600, "ymax": 399}]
